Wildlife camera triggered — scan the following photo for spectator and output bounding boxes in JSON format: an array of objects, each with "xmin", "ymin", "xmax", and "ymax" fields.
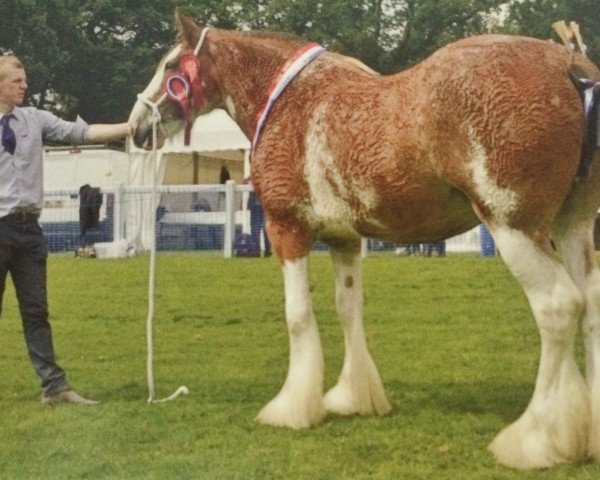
[
  {"xmin": 245, "ymin": 178, "xmax": 271, "ymax": 257},
  {"xmin": 423, "ymin": 241, "xmax": 446, "ymax": 257}
]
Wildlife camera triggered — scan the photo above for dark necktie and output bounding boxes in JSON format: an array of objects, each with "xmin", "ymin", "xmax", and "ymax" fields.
[{"xmin": 1, "ymin": 116, "xmax": 16, "ymax": 155}]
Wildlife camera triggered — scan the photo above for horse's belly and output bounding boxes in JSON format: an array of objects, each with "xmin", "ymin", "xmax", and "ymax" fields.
[
  {"xmin": 359, "ymin": 189, "xmax": 479, "ymax": 243},
  {"xmin": 301, "ymin": 176, "xmax": 478, "ymax": 243}
]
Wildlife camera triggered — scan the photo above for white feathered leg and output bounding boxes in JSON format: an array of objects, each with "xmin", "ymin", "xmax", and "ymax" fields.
[
  {"xmin": 488, "ymin": 227, "xmax": 590, "ymax": 469},
  {"xmin": 553, "ymin": 219, "xmax": 600, "ymax": 459},
  {"xmin": 324, "ymin": 247, "xmax": 391, "ymax": 417},
  {"xmin": 255, "ymin": 256, "xmax": 325, "ymax": 429}
]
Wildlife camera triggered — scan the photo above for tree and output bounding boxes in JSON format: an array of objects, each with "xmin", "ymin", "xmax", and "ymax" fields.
[
  {"xmin": 0, "ymin": 0, "xmax": 181, "ymax": 123},
  {"xmin": 192, "ymin": 0, "xmax": 508, "ymax": 74},
  {"xmin": 503, "ymin": 0, "xmax": 600, "ymax": 64},
  {"xmin": 1, "ymin": 0, "xmax": 597, "ymax": 128}
]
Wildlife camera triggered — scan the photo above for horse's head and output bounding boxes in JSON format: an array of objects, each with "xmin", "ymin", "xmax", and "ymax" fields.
[{"xmin": 129, "ymin": 11, "xmax": 220, "ymax": 149}]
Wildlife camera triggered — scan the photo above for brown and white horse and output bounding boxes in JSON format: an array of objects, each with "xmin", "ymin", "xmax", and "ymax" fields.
[{"xmin": 129, "ymin": 12, "xmax": 600, "ymax": 469}]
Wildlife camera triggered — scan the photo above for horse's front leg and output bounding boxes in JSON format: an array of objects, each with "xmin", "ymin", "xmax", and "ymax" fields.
[
  {"xmin": 255, "ymin": 226, "xmax": 325, "ymax": 429},
  {"xmin": 324, "ymin": 244, "xmax": 391, "ymax": 417}
]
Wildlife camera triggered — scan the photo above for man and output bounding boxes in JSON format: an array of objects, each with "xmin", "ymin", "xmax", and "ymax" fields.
[{"xmin": 0, "ymin": 55, "xmax": 134, "ymax": 405}]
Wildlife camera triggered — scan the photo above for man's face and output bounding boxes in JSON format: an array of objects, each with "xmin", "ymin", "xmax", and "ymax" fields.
[{"xmin": 0, "ymin": 65, "xmax": 27, "ymax": 109}]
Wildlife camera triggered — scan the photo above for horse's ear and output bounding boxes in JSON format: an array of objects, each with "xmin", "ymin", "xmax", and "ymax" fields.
[{"xmin": 174, "ymin": 8, "xmax": 200, "ymax": 47}]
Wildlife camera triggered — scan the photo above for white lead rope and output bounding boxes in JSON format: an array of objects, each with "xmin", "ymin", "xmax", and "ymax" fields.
[{"xmin": 137, "ymin": 94, "xmax": 189, "ymax": 404}]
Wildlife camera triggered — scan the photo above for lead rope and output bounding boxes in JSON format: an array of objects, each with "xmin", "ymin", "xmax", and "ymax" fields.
[
  {"xmin": 136, "ymin": 29, "xmax": 210, "ymax": 403},
  {"xmin": 137, "ymin": 94, "xmax": 189, "ymax": 403}
]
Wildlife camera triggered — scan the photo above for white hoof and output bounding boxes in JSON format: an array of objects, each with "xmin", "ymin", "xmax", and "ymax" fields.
[
  {"xmin": 588, "ymin": 385, "xmax": 600, "ymax": 460},
  {"xmin": 255, "ymin": 386, "xmax": 325, "ymax": 429},
  {"xmin": 324, "ymin": 371, "xmax": 391, "ymax": 417},
  {"xmin": 489, "ymin": 407, "xmax": 589, "ymax": 469}
]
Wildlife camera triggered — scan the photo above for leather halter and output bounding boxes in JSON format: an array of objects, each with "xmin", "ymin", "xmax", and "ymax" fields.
[{"xmin": 164, "ymin": 28, "xmax": 210, "ymax": 145}]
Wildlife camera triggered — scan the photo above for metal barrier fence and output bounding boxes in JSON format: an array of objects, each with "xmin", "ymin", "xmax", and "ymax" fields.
[{"xmin": 41, "ymin": 183, "xmax": 487, "ymax": 257}]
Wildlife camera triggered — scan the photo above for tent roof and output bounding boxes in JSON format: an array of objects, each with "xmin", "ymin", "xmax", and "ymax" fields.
[
  {"xmin": 43, "ymin": 147, "xmax": 129, "ymax": 189},
  {"xmin": 132, "ymin": 108, "xmax": 250, "ymax": 154}
]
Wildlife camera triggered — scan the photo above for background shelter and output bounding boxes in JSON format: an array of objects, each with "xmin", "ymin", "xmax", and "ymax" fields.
[{"xmin": 126, "ymin": 109, "xmax": 251, "ymax": 250}]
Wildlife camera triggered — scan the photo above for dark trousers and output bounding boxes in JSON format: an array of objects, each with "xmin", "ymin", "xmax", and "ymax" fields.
[
  {"xmin": 0, "ymin": 218, "xmax": 68, "ymax": 395},
  {"xmin": 249, "ymin": 205, "xmax": 271, "ymax": 255}
]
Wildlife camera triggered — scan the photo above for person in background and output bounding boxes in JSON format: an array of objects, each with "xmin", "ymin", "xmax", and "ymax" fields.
[
  {"xmin": 242, "ymin": 177, "xmax": 271, "ymax": 257},
  {"xmin": 0, "ymin": 55, "xmax": 135, "ymax": 405},
  {"xmin": 219, "ymin": 165, "xmax": 231, "ymax": 185},
  {"xmin": 423, "ymin": 240, "xmax": 446, "ymax": 257}
]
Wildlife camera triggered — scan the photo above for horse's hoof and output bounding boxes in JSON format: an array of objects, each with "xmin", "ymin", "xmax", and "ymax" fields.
[{"xmin": 255, "ymin": 390, "xmax": 325, "ymax": 429}]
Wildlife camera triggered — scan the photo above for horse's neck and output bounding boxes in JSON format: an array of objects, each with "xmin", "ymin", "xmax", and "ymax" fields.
[{"xmin": 211, "ymin": 32, "xmax": 305, "ymax": 139}]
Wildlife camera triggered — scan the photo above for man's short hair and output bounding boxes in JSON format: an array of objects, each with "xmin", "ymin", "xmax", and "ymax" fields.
[{"xmin": 0, "ymin": 56, "xmax": 24, "ymax": 83}]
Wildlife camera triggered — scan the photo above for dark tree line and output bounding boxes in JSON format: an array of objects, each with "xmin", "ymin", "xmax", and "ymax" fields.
[{"xmin": 0, "ymin": 0, "xmax": 597, "ymax": 125}]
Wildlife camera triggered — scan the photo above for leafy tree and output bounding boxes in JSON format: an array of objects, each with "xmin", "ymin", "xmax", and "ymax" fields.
[
  {"xmin": 503, "ymin": 0, "xmax": 600, "ymax": 64},
  {"xmin": 0, "ymin": 0, "xmax": 180, "ymax": 123},
  {"xmin": 0, "ymin": 0, "xmax": 81, "ymax": 112},
  {"xmin": 192, "ymin": 0, "xmax": 508, "ymax": 74},
  {"xmin": 1, "ymin": 0, "xmax": 598, "ymax": 129}
]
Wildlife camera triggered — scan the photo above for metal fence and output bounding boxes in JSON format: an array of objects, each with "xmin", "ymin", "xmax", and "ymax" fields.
[{"xmin": 41, "ymin": 183, "xmax": 488, "ymax": 257}]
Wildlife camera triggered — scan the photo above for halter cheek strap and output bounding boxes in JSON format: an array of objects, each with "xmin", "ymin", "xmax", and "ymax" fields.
[
  {"xmin": 166, "ymin": 74, "xmax": 192, "ymax": 143},
  {"xmin": 194, "ymin": 27, "xmax": 210, "ymax": 55}
]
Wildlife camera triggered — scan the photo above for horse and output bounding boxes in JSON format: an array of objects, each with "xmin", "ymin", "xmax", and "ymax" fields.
[{"xmin": 129, "ymin": 11, "xmax": 600, "ymax": 469}]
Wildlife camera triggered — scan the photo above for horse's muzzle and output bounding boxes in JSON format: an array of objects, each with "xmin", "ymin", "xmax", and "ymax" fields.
[{"xmin": 132, "ymin": 121, "xmax": 165, "ymax": 150}]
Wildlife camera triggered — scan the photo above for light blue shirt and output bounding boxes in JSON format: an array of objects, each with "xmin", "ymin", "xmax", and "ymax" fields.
[{"xmin": 0, "ymin": 107, "xmax": 88, "ymax": 217}]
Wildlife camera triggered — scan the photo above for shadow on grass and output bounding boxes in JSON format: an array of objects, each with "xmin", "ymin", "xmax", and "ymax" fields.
[
  {"xmin": 103, "ymin": 376, "xmax": 532, "ymax": 427},
  {"xmin": 386, "ymin": 378, "xmax": 531, "ymax": 421}
]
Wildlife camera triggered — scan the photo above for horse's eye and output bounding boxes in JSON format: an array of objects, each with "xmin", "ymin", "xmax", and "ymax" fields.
[{"xmin": 165, "ymin": 60, "xmax": 178, "ymax": 71}]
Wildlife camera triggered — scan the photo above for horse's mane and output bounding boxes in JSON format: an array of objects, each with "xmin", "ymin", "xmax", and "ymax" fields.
[
  {"xmin": 240, "ymin": 30, "xmax": 306, "ymax": 45},
  {"xmin": 176, "ymin": 26, "xmax": 308, "ymax": 49}
]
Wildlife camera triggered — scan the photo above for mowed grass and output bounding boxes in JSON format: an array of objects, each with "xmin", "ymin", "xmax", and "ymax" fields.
[{"xmin": 0, "ymin": 252, "xmax": 599, "ymax": 479}]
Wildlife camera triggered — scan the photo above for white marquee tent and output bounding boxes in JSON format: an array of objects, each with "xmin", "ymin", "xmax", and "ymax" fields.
[
  {"xmin": 126, "ymin": 109, "xmax": 251, "ymax": 250},
  {"xmin": 128, "ymin": 108, "xmax": 251, "ymax": 187}
]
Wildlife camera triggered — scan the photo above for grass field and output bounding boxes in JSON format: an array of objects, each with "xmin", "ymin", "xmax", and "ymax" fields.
[{"xmin": 1, "ymin": 252, "xmax": 599, "ymax": 479}]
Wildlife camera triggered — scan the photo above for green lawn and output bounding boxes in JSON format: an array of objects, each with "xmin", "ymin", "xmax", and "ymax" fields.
[{"xmin": 0, "ymin": 252, "xmax": 598, "ymax": 479}]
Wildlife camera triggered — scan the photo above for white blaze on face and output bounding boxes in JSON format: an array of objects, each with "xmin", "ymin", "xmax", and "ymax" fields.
[
  {"xmin": 302, "ymin": 111, "xmax": 379, "ymax": 237},
  {"xmin": 467, "ymin": 130, "xmax": 519, "ymax": 223},
  {"xmin": 128, "ymin": 45, "xmax": 183, "ymax": 125}
]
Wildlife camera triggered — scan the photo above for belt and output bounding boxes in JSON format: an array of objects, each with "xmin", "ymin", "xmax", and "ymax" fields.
[{"xmin": 2, "ymin": 211, "xmax": 40, "ymax": 224}]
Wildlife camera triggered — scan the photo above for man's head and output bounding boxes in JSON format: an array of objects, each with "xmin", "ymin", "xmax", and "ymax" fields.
[{"xmin": 0, "ymin": 56, "xmax": 27, "ymax": 113}]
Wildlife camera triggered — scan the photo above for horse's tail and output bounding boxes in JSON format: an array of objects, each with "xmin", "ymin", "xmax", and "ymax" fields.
[{"xmin": 568, "ymin": 54, "xmax": 600, "ymax": 178}]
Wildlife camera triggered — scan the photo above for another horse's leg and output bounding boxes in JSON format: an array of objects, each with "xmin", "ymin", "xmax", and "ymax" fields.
[
  {"xmin": 488, "ymin": 226, "xmax": 590, "ymax": 469},
  {"xmin": 553, "ymin": 216, "xmax": 600, "ymax": 459},
  {"xmin": 255, "ymin": 226, "xmax": 325, "ymax": 429},
  {"xmin": 324, "ymin": 243, "xmax": 391, "ymax": 416}
]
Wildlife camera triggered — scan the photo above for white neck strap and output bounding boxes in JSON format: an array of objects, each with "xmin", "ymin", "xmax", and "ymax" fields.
[{"xmin": 194, "ymin": 27, "xmax": 210, "ymax": 56}]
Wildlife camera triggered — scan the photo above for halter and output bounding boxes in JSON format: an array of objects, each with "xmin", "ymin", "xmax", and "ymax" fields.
[{"xmin": 137, "ymin": 27, "xmax": 210, "ymax": 146}]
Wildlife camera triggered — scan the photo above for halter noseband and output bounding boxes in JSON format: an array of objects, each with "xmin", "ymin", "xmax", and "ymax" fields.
[{"xmin": 138, "ymin": 27, "xmax": 210, "ymax": 146}]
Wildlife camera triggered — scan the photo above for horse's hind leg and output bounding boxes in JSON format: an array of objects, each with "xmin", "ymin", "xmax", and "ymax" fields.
[
  {"xmin": 324, "ymin": 244, "xmax": 391, "ymax": 417},
  {"xmin": 552, "ymin": 211, "xmax": 600, "ymax": 459},
  {"xmin": 488, "ymin": 226, "xmax": 590, "ymax": 469},
  {"xmin": 255, "ymin": 226, "xmax": 325, "ymax": 429}
]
